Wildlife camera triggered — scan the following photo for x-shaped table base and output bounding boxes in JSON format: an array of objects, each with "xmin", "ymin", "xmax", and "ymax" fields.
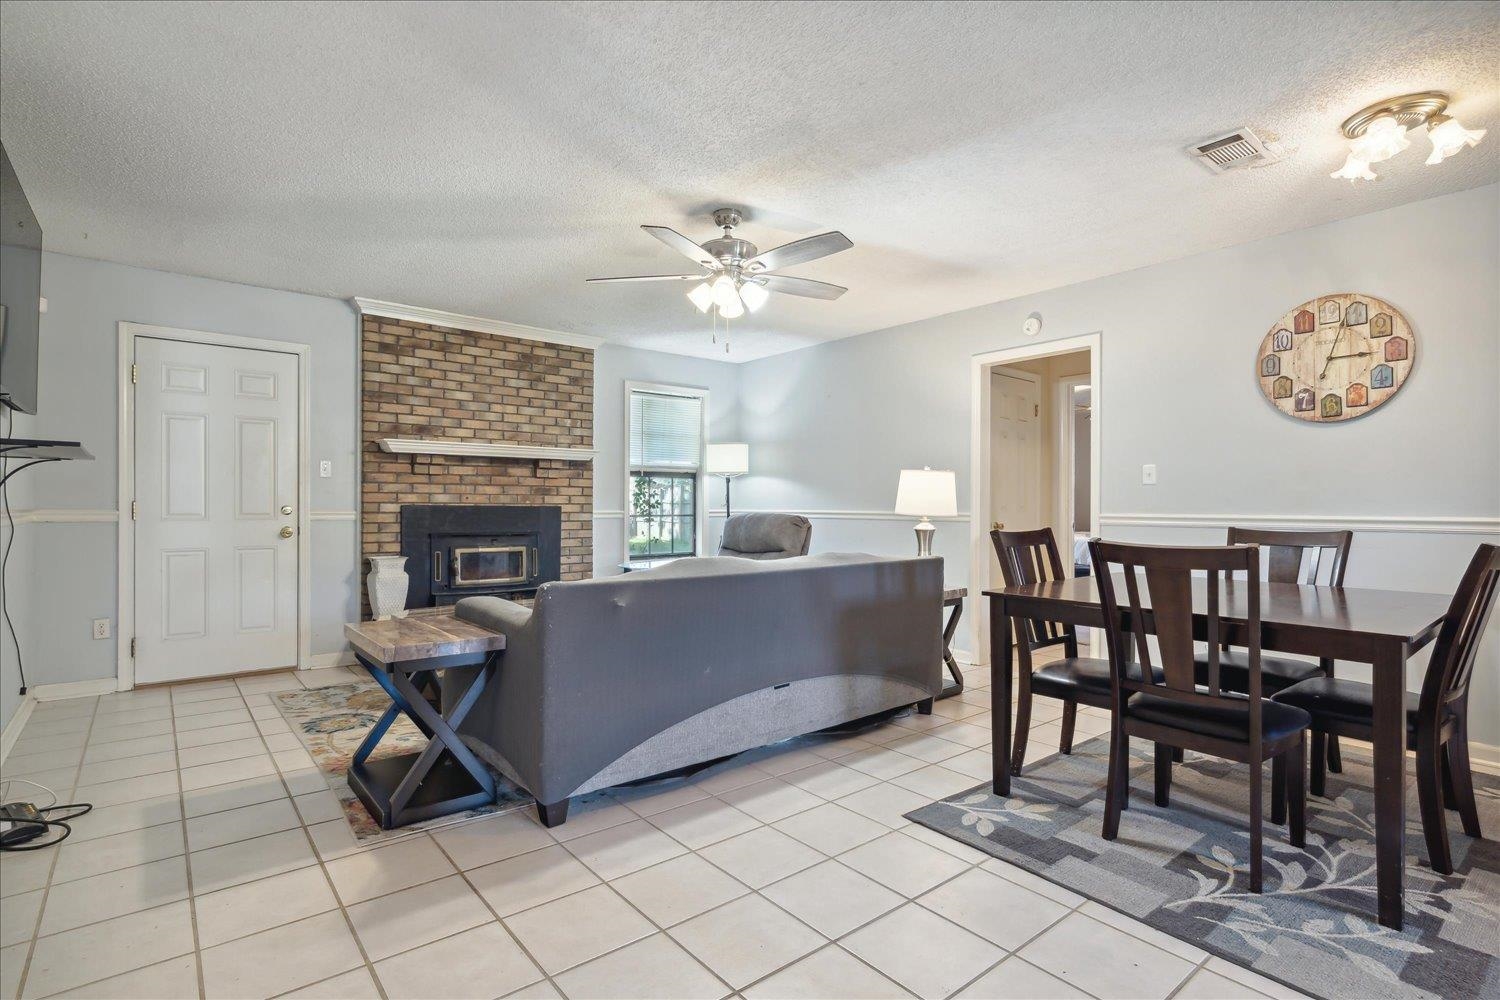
[{"xmin": 348, "ymin": 650, "xmax": 498, "ymax": 830}]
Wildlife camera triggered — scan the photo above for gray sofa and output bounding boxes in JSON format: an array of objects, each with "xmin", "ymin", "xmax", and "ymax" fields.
[
  {"xmin": 717, "ymin": 512, "xmax": 812, "ymax": 559},
  {"xmin": 451, "ymin": 552, "xmax": 943, "ymax": 826}
]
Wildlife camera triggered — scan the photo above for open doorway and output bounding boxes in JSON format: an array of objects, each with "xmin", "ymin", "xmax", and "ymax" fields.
[{"xmin": 968, "ymin": 334, "xmax": 1101, "ymax": 662}]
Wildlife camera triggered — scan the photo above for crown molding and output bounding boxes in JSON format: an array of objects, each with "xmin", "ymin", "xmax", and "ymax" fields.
[{"xmin": 352, "ymin": 298, "xmax": 603, "ymax": 350}]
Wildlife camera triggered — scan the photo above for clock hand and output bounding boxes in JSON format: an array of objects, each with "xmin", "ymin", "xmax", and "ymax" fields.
[
  {"xmin": 1326, "ymin": 352, "xmax": 1372, "ymax": 360},
  {"xmin": 1319, "ymin": 324, "xmax": 1346, "ymax": 379}
]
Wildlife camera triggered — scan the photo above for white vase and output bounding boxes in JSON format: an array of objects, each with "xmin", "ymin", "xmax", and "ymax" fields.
[{"xmin": 367, "ymin": 556, "xmax": 410, "ymax": 621}]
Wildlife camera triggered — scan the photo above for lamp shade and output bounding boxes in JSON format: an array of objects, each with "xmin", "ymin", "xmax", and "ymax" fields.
[
  {"xmin": 894, "ymin": 467, "xmax": 957, "ymax": 517},
  {"xmin": 706, "ymin": 443, "xmax": 750, "ymax": 476}
]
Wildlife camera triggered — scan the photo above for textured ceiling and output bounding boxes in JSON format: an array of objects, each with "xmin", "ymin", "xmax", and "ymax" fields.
[{"xmin": 1, "ymin": 1, "xmax": 1497, "ymax": 362}]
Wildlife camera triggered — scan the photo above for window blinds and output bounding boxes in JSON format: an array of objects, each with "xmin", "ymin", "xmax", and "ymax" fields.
[{"xmin": 628, "ymin": 391, "xmax": 703, "ymax": 471}]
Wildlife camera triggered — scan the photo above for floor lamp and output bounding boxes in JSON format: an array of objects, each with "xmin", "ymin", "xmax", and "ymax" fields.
[{"xmin": 707, "ymin": 443, "xmax": 749, "ymax": 520}]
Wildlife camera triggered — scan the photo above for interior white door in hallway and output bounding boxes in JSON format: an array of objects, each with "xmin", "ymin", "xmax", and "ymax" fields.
[
  {"xmin": 989, "ymin": 368, "xmax": 1042, "ymax": 543},
  {"xmin": 133, "ymin": 337, "xmax": 300, "ymax": 683}
]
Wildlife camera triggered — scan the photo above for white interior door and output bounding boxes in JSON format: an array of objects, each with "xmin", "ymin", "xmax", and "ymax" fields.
[
  {"xmin": 989, "ymin": 369, "xmax": 1042, "ymax": 555},
  {"xmin": 134, "ymin": 336, "xmax": 300, "ymax": 683}
]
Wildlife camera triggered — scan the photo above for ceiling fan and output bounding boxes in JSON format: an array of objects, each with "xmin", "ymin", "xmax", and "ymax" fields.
[{"xmin": 587, "ymin": 208, "xmax": 852, "ymax": 320}]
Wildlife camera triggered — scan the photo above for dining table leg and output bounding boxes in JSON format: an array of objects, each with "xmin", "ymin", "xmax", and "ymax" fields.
[
  {"xmin": 1371, "ymin": 643, "xmax": 1407, "ymax": 930},
  {"xmin": 991, "ymin": 595, "xmax": 1013, "ymax": 798}
]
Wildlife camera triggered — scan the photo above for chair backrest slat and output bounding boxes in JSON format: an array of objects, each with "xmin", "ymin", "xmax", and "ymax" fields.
[
  {"xmin": 1090, "ymin": 539, "xmax": 1261, "ymax": 723},
  {"xmin": 1226, "ymin": 527, "xmax": 1352, "ymax": 588},
  {"xmin": 1421, "ymin": 544, "xmax": 1500, "ymax": 718},
  {"xmin": 990, "ymin": 527, "xmax": 1074, "ymax": 652}
]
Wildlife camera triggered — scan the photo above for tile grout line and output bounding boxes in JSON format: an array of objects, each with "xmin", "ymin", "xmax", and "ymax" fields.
[
  {"xmin": 165, "ymin": 680, "xmax": 208, "ymax": 1000},
  {"xmin": 12, "ymin": 694, "xmax": 101, "ymax": 1000},
  {"xmin": 240, "ymin": 674, "xmax": 394, "ymax": 1000}
]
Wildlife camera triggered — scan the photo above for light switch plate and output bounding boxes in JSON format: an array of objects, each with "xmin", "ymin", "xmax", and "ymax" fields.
[
  {"xmin": 1142, "ymin": 464, "xmax": 1158, "ymax": 485},
  {"xmin": 319, "ymin": 460, "xmax": 332, "ymax": 478}
]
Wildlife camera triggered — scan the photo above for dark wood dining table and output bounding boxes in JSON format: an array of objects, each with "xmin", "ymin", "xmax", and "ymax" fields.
[{"xmin": 986, "ymin": 575, "xmax": 1454, "ymax": 930}]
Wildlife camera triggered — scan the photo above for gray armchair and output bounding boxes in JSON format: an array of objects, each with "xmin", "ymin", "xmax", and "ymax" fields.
[{"xmin": 718, "ymin": 512, "xmax": 812, "ymax": 559}]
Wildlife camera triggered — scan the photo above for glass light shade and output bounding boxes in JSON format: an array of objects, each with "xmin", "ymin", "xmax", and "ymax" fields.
[
  {"xmin": 687, "ymin": 283, "xmax": 714, "ymax": 312},
  {"xmin": 1330, "ymin": 153, "xmax": 1377, "ymax": 181},
  {"xmin": 717, "ymin": 294, "xmax": 744, "ymax": 319},
  {"xmin": 894, "ymin": 467, "xmax": 957, "ymax": 517},
  {"xmin": 706, "ymin": 442, "xmax": 749, "ymax": 476},
  {"xmin": 1350, "ymin": 116, "xmax": 1410, "ymax": 163},
  {"xmin": 711, "ymin": 274, "xmax": 739, "ymax": 308},
  {"xmin": 738, "ymin": 281, "xmax": 769, "ymax": 312},
  {"xmin": 1425, "ymin": 116, "xmax": 1487, "ymax": 164}
]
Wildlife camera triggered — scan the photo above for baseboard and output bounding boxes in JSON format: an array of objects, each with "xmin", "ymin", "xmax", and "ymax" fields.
[
  {"xmin": 1, "ymin": 695, "xmax": 38, "ymax": 765},
  {"xmin": 305, "ymin": 650, "xmax": 357, "ymax": 669},
  {"xmin": 31, "ymin": 678, "xmax": 119, "ymax": 702}
]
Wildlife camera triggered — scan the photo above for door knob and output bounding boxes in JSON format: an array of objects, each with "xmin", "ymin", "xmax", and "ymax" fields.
[
  {"xmin": 281, "ymin": 505, "xmax": 293, "ymax": 515},
  {"xmin": 279, "ymin": 526, "xmax": 294, "ymax": 539}
]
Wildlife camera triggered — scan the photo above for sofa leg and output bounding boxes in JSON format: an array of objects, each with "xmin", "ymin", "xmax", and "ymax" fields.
[
  {"xmin": 916, "ymin": 697, "xmax": 934, "ymax": 716},
  {"xmin": 536, "ymin": 799, "xmax": 570, "ymax": 828}
]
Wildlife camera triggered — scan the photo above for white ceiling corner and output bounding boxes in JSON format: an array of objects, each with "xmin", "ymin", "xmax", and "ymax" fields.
[{"xmin": 1, "ymin": 1, "xmax": 1496, "ymax": 364}]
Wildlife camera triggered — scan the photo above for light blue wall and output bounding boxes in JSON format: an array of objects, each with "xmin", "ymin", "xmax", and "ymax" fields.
[
  {"xmin": 0, "ymin": 254, "xmax": 743, "ymax": 732},
  {"xmin": 733, "ymin": 183, "xmax": 1500, "ymax": 744}
]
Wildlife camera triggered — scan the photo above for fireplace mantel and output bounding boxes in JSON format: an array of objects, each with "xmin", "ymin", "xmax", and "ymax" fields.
[{"xmin": 377, "ymin": 438, "xmax": 596, "ymax": 463}]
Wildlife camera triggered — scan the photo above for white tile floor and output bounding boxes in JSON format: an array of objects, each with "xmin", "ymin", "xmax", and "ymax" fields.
[{"xmin": 0, "ymin": 661, "xmax": 1309, "ymax": 1000}]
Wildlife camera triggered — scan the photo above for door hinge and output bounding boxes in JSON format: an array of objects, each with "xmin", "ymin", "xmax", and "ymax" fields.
[
  {"xmin": 129, "ymin": 638, "xmax": 136, "ymax": 658},
  {"xmin": 131, "ymin": 499, "xmax": 138, "ymax": 520},
  {"xmin": 131, "ymin": 363, "xmax": 138, "ymax": 384},
  {"xmin": 1034, "ymin": 403, "xmax": 1039, "ymax": 417}
]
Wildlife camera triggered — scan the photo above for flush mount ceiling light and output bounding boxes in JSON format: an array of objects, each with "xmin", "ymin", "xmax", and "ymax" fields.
[{"xmin": 1330, "ymin": 91, "xmax": 1486, "ymax": 182}]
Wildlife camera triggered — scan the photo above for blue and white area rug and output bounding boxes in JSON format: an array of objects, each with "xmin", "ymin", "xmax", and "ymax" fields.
[{"xmin": 905, "ymin": 737, "xmax": 1498, "ymax": 1000}]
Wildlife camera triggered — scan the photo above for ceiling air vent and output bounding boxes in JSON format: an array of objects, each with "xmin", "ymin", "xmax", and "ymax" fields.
[{"xmin": 1188, "ymin": 128, "xmax": 1284, "ymax": 174}]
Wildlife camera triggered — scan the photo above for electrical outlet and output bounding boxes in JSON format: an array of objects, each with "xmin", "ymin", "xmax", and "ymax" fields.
[
  {"xmin": 1142, "ymin": 464, "xmax": 1158, "ymax": 485},
  {"xmin": 319, "ymin": 460, "xmax": 332, "ymax": 478},
  {"xmin": 92, "ymin": 618, "xmax": 112, "ymax": 640}
]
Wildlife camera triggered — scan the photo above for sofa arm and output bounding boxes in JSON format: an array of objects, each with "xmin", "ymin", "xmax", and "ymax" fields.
[{"xmin": 454, "ymin": 596, "xmax": 533, "ymax": 637}]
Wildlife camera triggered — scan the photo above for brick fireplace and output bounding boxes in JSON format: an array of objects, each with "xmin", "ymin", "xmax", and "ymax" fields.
[{"xmin": 359, "ymin": 313, "xmax": 593, "ymax": 614}]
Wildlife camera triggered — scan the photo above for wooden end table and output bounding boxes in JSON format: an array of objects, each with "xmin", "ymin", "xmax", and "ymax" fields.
[
  {"xmin": 937, "ymin": 587, "xmax": 967, "ymax": 700},
  {"xmin": 342, "ymin": 610, "xmax": 508, "ymax": 829}
]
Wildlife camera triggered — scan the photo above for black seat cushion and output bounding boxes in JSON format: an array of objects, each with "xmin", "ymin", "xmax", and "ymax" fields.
[
  {"xmin": 1127, "ymin": 692, "xmax": 1311, "ymax": 743},
  {"xmin": 1271, "ymin": 677, "xmax": 1421, "ymax": 732},
  {"xmin": 1193, "ymin": 649, "xmax": 1323, "ymax": 692},
  {"xmin": 1030, "ymin": 657, "xmax": 1160, "ymax": 701}
]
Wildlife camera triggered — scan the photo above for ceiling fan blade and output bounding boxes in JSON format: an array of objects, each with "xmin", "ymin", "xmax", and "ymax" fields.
[
  {"xmin": 743, "ymin": 231, "xmax": 852, "ymax": 272},
  {"xmin": 757, "ymin": 274, "xmax": 847, "ymax": 300},
  {"xmin": 641, "ymin": 226, "xmax": 720, "ymax": 269},
  {"xmin": 587, "ymin": 274, "xmax": 706, "ymax": 283}
]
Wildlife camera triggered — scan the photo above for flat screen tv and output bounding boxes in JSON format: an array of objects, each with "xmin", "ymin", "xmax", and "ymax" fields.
[{"xmin": 0, "ymin": 141, "xmax": 42, "ymax": 414}]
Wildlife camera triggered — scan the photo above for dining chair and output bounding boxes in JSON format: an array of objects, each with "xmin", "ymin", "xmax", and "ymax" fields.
[
  {"xmin": 1194, "ymin": 528, "xmax": 1353, "ymax": 775},
  {"xmin": 990, "ymin": 527, "xmax": 1126, "ymax": 772},
  {"xmin": 1273, "ymin": 542, "xmax": 1498, "ymax": 875},
  {"xmin": 1091, "ymin": 539, "xmax": 1311, "ymax": 893}
]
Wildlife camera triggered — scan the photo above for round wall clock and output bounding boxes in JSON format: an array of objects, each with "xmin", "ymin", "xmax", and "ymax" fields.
[{"xmin": 1257, "ymin": 292, "xmax": 1415, "ymax": 422}]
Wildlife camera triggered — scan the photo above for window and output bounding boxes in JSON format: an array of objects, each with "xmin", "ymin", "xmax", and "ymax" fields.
[{"xmin": 627, "ymin": 386, "xmax": 705, "ymax": 560}]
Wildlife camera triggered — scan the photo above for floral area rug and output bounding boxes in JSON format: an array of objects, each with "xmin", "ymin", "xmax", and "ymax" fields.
[
  {"xmin": 274, "ymin": 682, "xmax": 530, "ymax": 842},
  {"xmin": 905, "ymin": 736, "xmax": 1498, "ymax": 1000}
]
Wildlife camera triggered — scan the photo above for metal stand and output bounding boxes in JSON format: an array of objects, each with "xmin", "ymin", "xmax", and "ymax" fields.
[
  {"xmin": 937, "ymin": 591, "xmax": 965, "ymax": 699},
  {"xmin": 348, "ymin": 651, "xmax": 498, "ymax": 829}
]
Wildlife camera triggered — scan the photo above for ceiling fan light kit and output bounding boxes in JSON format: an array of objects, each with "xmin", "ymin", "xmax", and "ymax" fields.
[
  {"xmin": 1329, "ymin": 91, "xmax": 1486, "ymax": 182},
  {"xmin": 588, "ymin": 207, "xmax": 852, "ymax": 351}
]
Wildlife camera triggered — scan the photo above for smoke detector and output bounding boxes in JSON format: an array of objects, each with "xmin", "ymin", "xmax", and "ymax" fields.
[{"xmin": 1187, "ymin": 128, "xmax": 1285, "ymax": 173}]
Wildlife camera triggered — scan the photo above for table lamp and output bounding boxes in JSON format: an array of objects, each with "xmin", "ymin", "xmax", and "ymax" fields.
[
  {"xmin": 707, "ymin": 443, "xmax": 750, "ymax": 519},
  {"xmin": 895, "ymin": 467, "xmax": 956, "ymax": 556}
]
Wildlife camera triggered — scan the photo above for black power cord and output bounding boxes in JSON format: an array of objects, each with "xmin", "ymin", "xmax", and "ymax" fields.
[
  {"xmin": 0, "ymin": 802, "xmax": 93, "ymax": 850},
  {"xmin": 0, "ymin": 405, "xmax": 24, "ymax": 695}
]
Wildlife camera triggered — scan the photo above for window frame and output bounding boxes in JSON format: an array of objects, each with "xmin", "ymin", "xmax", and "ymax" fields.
[{"xmin": 622, "ymin": 381, "xmax": 709, "ymax": 564}]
